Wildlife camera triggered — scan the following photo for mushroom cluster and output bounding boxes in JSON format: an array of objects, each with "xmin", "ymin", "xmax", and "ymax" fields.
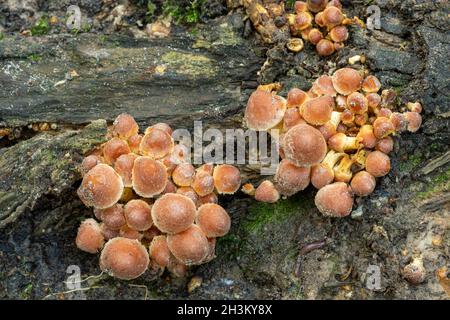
[
  {"xmin": 244, "ymin": 67, "xmax": 423, "ymax": 218},
  {"xmin": 75, "ymin": 114, "xmax": 239, "ymax": 280},
  {"xmin": 287, "ymin": 0, "xmax": 357, "ymax": 56}
]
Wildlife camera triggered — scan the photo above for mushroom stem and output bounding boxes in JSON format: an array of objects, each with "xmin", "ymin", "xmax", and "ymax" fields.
[
  {"xmin": 328, "ymin": 133, "xmax": 362, "ymax": 152},
  {"xmin": 333, "ymin": 155, "xmax": 354, "ymax": 182}
]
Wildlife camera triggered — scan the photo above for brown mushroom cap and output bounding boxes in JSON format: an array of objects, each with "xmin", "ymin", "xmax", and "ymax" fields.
[
  {"xmin": 162, "ymin": 179, "xmax": 177, "ymax": 194},
  {"xmin": 375, "ymin": 136, "xmax": 394, "ymax": 154},
  {"xmin": 96, "ymin": 203, "xmax": 126, "ymax": 230},
  {"xmin": 404, "ymin": 112, "xmax": 422, "ymax": 132},
  {"xmin": 131, "ymin": 156, "xmax": 167, "ymax": 197},
  {"xmin": 113, "ymin": 113, "xmax": 139, "ymax": 139},
  {"xmin": 151, "ymin": 193, "xmax": 196, "ymax": 234},
  {"xmin": 366, "ymin": 93, "xmax": 381, "ymax": 109},
  {"xmin": 167, "ymin": 224, "xmax": 210, "ymax": 265},
  {"xmin": 406, "ymin": 102, "xmax": 423, "ymax": 114},
  {"xmin": 100, "ymin": 223, "xmax": 120, "ymax": 240},
  {"xmin": 307, "ymin": 0, "xmax": 328, "ymax": 12},
  {"xmin": 81, "ymin": 155, "xmax": 102, "ymax": 176},
  {"xmin": 373, "ymin": 117, "xmax": 395, "ymax": 139},
  {"xmin": 76, "ymin": 218, "xmax": 105, "ymax": 254},
  {"xmin": 103, "ymin": 138, "xmax": 131, "ymax": 165},
  {"xmin": 314, "ymin": 182, "xmax": 353, "ymax": 217},
  {"xmin": 332, "ymin": 68, "xmax": 363, "ymax": 95},
  {"xmin": 254, "ymin": 180, "xmax": 280, "ymax": 203},
  {"xmin": 192, "ymin": 171, "xmax": 215, "ymax": 197},
  {"xmin": 316, "ymin": 39, "xmax": 335, "ymax": 56},
  {"xmin": 282, "ymin": 124, "xmax": 327, "ymax": 166},
  {"xmin": 172, "ymin": 163, "xmax": 196, "ymax": 187},
  {"xmin": 148, "ymin": 122, "xmax": 173, "ymax": 136},
  {"xmin": 311, "ymin": 163, "xmax": 334, "ymax": 189},
  {"xmin": 198, "ymin": 193, "xmax": 218, "ymax": 206},
  {"xmin": 301, "ymin": 95, "xmax": 334, "ymax": 125},
  {"xmin": 140, "ymin": 128, "xmax": 174, "ymax": 159},
  {"xmin": 350, "ymin": 171, "xmax": 376, "ymax": 196},
  {"xmin": 311, "ymin": 75, "xmax": 337, "ymax": 97},
  {"xmin": 287, "ymin": 88, "xmax": 309, "ymax": 108},
  {"xmin": 357, "ymin": 125, "xmax": 377, "ymax": 149},
  {"xmin": 283, "ymin": 108, "xmax": 305, "ymax": 132},
  {"xmin": 213, "ymin": 164, "xmax": 241, "ymax": 194},
  {"xmin": 124, "ymin": 199, "xmax": 153, "ymax": 231},
  {"xmin": 329, "ymin": 26, "xmax": 348, "ymax": 42},
  {"xmin": 143, "ymin": 225, "xmax": 161, "ymax": 241},
  {"xmin": 127, "ymin": 134, "xmax": 143, "ymax": 154},
  {"xmin": 196, "ymin": 203, "xmax": 231, "ymax": 237},
  {"xmin": 366, "ymin": 151, "xmax": 391, "ymax": 177},
  {"xmin": 119, "ymin": 225, "xmax": 143, "ymax": 240},
  {"xmin": 114, "ymin": 153, "xmax": 138, "ymax": 187},
  {"xmin": 322, "ymin": 6, "xmax": 343, "ymax": 29},
  {"xmin": 362, "ymin": 75, "xmax": 381, "ymax": 93},
  {"xmin": 390, "ymin": 112, "xmax": 407, "ymax": 132},
  {"xmin": 176, "ymin": 187, "xmax": 199, "ymax": 206},
  {"xmin": 295, "ymin": 1, "xmax": 308, "ymax": 13},
  {"xmin": 100, "ymin": 237, "xmax": 149, "ymax": 280},
  {"xmin": 294, "ymin": 11, "xmax": 313, "ymax": 31},
  {"xmin": 77, "ymin": 164, "xmax": 124, "ymax": 209},
  {"xmin": 149, "ymin": 235, "xmax": 170, "ymax": 268},
  {"xmin": 274, "ymin": 159, "xmax": 311, "ymax": 196},
  {"xmin": 244, "ymin": 89, "xmax": 287, "ymax": 131},
  {"xmin": 347, "ymin": 92, "xmax": 368, "ymax": 115},
  {"xmin": 308, "ymin": 28, "xmax": 323, "ymax": 45}
]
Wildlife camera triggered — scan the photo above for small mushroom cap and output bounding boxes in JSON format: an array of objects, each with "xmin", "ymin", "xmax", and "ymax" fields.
[
  {"xmin": 149, "ymin": 235, "xmax": 170, "ymax": 268},
  {"xmin": 314, "ymin": 182, "xmax": 353, "ymax": 217},
  {"xmin": 76, "ymin": 218, "xmax": 105, "ymax": 254},
  {"xmin": 287, "ymin": 88, "xmax": 309, "ymax": 108},
  {"xmin": 404, "ymin": 112, "xmax": 422, "ymax": 132},
  {"xmin": 244, "ymin": 89, "xmax": 286, "ymax": 131},
  {"xmin": 390, "ymin": 112, "xmax": 407, "ymax": 132},
  {"xmin": 274, "ymin": 159, "xmax": 311, "ymax": 196},
  {"xmin": 96, "ymin": 203, "xmax": 126, "ymax": 230},
  {"xmin": 254, "ymin": 180, "xmax": 280, "ymax": 203},
  {"xmin": 322, "ymin": 6, "xmax": 344, "ymax": 28},
  {"xmin": 402, "ymin": 257, "xmax": 426, "ymax": 285},
  {"xmin": 295, "ymin": 1, "xmax": 308, "ymax": 13},
  {"xmin": 192, "ymin": 171, "xmax": 215, "ymax": 197},
  {"xmin": 162, "ymin": 179, "xmax": 177, "ymax": 194},
  {"xmin": 140, "ymin": 128, "xmax": 174, "ymax": 159},
  {"xmin": 132, "ymin": 156, "xmax": 167, "ymax": 197},
  {"xmin": 294, "ymin": 11, "xmax": 313, "ymax": 30},
  {"xmin": 347, "ymin": 92, "xmax": 368, "ymax": 115},
  {"xmin": 127, "ymin": 134, "xmax": 143, "ymax": 154},
  {"xmin": 172, "ymin": 163, "xmax": 196, "ymax": 187},
  {"xmin": 143, "ymin": 225, "xmax": 161, "ymax": 241},
  {"xmin": 357, "ymin": 125, "xmax": 377, "ymax": 149},
  {"xmin": 373, "ymin": 117, "xmax": 395, "ymax": 139},
  {"xmin": 282, "ymin": 124, "xmax": 327, "ymax": 166},
  {"xmin": 167, "ymin": 259, "xmax": 188, "ymax": 278},
  {"xmin": 77, "ymin": 164, "xmax": 124, "ymax": 209},
  {"xmin": 167, "ymin": 224, "xmax": 210, "ymax": 265},
  {"xmin": 148, "ymin": 122, "xmax": 173, "ymax": 136},
  {"xmin": 375, "ymin": 136, "xmax": 394, "ymax": 154},
  {"xmin": 114, "ymin": 153, "xmax": 138, "ymax": 187},
  {"xmin": 80, "ymin": 155, "xmax": 102, "ymax": 176},
  {"xmin": 301, "ymin": 95, "xmax": 334, "ymax": 125},
  {"xmin": 119, "ymin": 225, "xmax": 143, "ymax": 240},
  {"xmin": 311, "ymin": 75, "xmax": 337, "ymax": 97},
  {"xmin": 362, "ymin": 75, "xmax": 381, "ymax": 93},
  {"xmin": 100, "ymin": 237, "xmax": 149, "ymax": 280},
  {"xmin": 198, "ymin": 192, "xmax": 219, "ymax": 206},
  {"xmin": 311, "ymin": 163, "xmax": 334, "ymax": 189},
  {"xmin": 213, "ymin": 164, "xmax": 241, "ymax": 194},
  {"xmin": 151, "ymin": 193, "xmax": 196, "ymax": 234},
  {"xmin": 406, "ymin": 102, "xmax": 423, "ymax": 114},
  {"xmin": 100, "ymin": 223, "xmax": 120, "ymax": 240},
  {"xmin": 316, "ymin": 39, "xmax": 335, "ymax": 56},
  {"xmin": 366, "ymin": 93, "xmax": 381, "ymax": 108},
  {"xmin": 366, "ymin": 151, "xmax": 391, "ymax": 177},
  {"xmin": 176, "ymin": 187, "xmax": 199, "ymax": 206},
  {"xmin": 329, "ymin": 26, "xmax": 348, "ymax": 42},
  {"xmin": 332, "ymin": 68, "xmax": 363, "ymax": 95},
  {"xmin": 315, "ymin": 11, "xmax": 325, "ymax": 26},
  {"xmin": 124, "ymin": 199, "xmax": 153, "ymax": 231},
  {"xmin": 308, "ymin": 28, "xmax": 323, "ymax": 45},
  {"xmin": 196, "ymin": 203, "xmax": 231, "ymax": 237},
  {"xmin": 283, "ymin": 108, "xmax": 305, "ymax": 131},
  {"xmin": 287, "ymin": 38, "xmax": 304, "ymax": 52},
  {"xmin": 113, "ymin": 113, "xmax": 139, "ymax": 139},
  {"xmin": 350, "ymin": 171, "xmax": 376, "ymax": 196},
  {"xmin": 103, "ymin": 138, "xmax": 131, "ymax": 165},
  {"xmin": 307, "ymin": 0, "xmax": 328, "ymax": 12}
]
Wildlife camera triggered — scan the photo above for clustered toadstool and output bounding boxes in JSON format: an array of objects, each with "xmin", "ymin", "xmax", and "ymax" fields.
[
  {"xmin": 76, "ymin": 113, "xmax": 239, "ymax": 280},
  {"xmin": 244, "ymin": 67, "xmax": 423, "ymax": 218}
]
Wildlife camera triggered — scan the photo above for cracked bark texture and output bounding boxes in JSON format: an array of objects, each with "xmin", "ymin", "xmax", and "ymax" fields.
[{"xmin": 0, "ymin": 1, "xmax": 449, "ymax": 299}]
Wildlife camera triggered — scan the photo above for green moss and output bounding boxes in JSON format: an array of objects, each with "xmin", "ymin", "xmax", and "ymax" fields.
[
  {"xmin": 28, "ymin": 54, "xmax": 42, "ymax": 62},
  {"xmin": 399, "ymin": 153, "xmax": 423, "ymax": 172},
  {"xmin": 0, "ymin": 32, "xmax": 4, "ymax": 41},
  {"xmin": 416, "ymin": 168, "xmax": 450, "ymax": 199},
  {"xmin": 31, "ymin": 17, "xmax": 51, "ymax": 36},
  {"xmin": 243, "ymin": 193, "xmax": 314, "ymax": 234},
  {"xmin": 286, "ymin": 0, "xmax": 296, "ymax": 8},
  {"xmin": 163, "ymin": 0, "xmax": 205, "ymax": 25},
  {"xmin": 21, "ymin": 283, "xmax": 33, "ymax": 300}
]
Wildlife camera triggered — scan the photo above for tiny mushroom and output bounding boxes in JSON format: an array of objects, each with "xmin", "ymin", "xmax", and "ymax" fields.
[
  {"xmin": 100, "ymin": 237, "xmax": 149, "ymax": 280},
  {"xmin": 114, "ymin": 153, "xmax": 138, "ymax": 187},
  {"xmin": 167, "ymin": 224, "xmax": 210, "ymax": 265},
  {"xmin": 140, "ymin": 128, "xmax": 174, "ymax": 159},
  {"xmin": 112, "ymin": 113, "xmax": 139, "ymax": 139},
  {"xmin": 300, "ymin": 95, "xmax": 334, "ymax": 125},
  {"xmin": 350, "ymin": 171, "xmax": 376, "ymax": 196},
  {"xmin": 314, "ymin": 182, "xmax": 354, "ymax": 217},
  {"xmin": 80, "ymin": 155, "xmax": 102, "ymax": 176},
  {"xmin": 274, "ymin": 159, "xmax": 311, "ymax": 196},
  {"xmin": 76, "ymin": 218, "xmax": 105, "ymax": 254},
  {"xmin": 103, "ymin": 137, "xmax": 131, "ymax": 165},
  {"xmin": 365, "ymin": 151, "xmax": 391, "ymax": 177},
  {"xmin": 149, "ymin": 235, "xmax": 171, "ymax": 268},
  {"xmin": 97, "ymin": 203, "xmax": 126, "ymax": 231},
  {"xmin": 332, "ymin": 68, "xmax": 362, "ymax": 95},
  {"xmin": 213, "ymin": 164, "xmax": 241, "ymax": 194},
  {"xmin": 172, "ymin": 163, "xmax": 196, "ymax": 187},
  {"xmin": 132, "ymin": 156, "xmax": 168, "ymax": 197},
  {"xmin": 151, "ymin": 193, "xmax": 196, "ymax": 234},
  {"xmin": 244, "ymin": 89, "xmax": 286, "ymax": 131},
  {"xmin": 196, "ymin": 203, "xmax": 231, "ymax": 238},
  {"xmin": 254, "ymin": 180, "xmax": 280, "ymax": 203},
  {"xmin": 124, "ymin": 199, "xmax": 153, "ymax": 231}
]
